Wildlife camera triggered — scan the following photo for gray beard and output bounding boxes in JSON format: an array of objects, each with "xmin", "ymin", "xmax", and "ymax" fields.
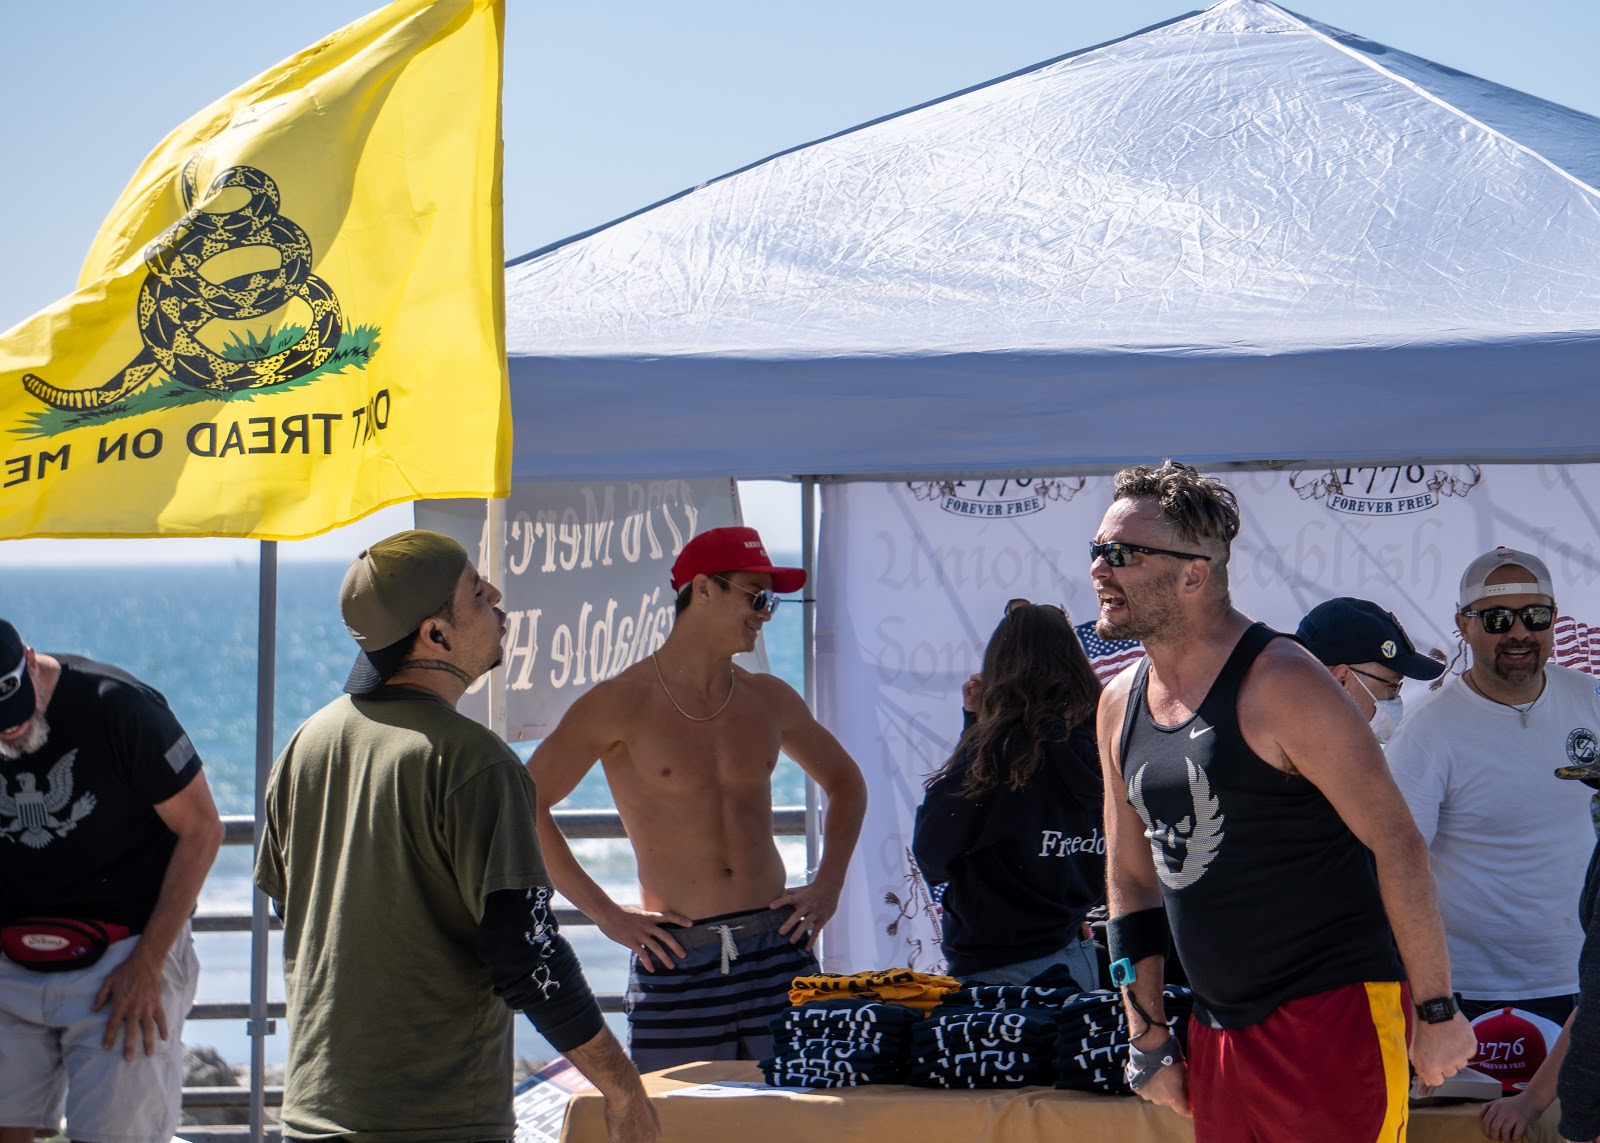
[{"xmin": 0, "ymin": 712, "xmax": 50, "ymax": 760}]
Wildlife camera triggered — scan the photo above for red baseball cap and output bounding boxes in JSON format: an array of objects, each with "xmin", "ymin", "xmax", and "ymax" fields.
[
  {"xmin": 670, "ymin": 527, "xmax": 806, "ymax": 593},
  {"xmin": 1469, "ymin": 1007, "xmax": 1552, "ymax": 1094}
]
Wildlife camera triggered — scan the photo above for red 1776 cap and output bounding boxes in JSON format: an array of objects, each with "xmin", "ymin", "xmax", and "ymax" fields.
[{"xmin": 670, "ymin": 527, "xmax": 806, "ymax": 594}]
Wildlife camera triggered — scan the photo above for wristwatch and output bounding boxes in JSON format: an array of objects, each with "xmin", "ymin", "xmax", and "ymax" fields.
[{"xmin": 1414, "ymin": 995, "xmax": 1460, "ymax": 1024}]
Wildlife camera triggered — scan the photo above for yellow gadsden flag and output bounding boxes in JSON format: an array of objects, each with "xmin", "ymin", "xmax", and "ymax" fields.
[{"xmin": 0, "ymin": 0, "xmax": 508, "ymax": 539}]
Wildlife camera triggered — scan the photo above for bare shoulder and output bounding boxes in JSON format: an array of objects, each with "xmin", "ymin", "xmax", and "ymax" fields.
[
  {"xmin": 742, "ymin": 669, "xmax": 809, "ymax": 715},
  {"xmin": 742, "ymin": 662, "xmax": 806, "ymax": 697},
  {"xmin": 1101, "ymin": 662, "xmax": 1136, "ymax": 708},
  {"xmin": 558, "ymin": 662, "xmax": 654, "ymax": 730},
  {"xmin": 1244, "ymin": 635, "xmax": 1343, "ymax": 706},
  {"xmin": 1238, "ymin": 633, "xmax": 1372, "ymax": 772},
  {"xmin": 1096, "ymin": 661, "xmax": 1137, "ymax": 727},
  {"xmin": 607, "ymin": 655, "xmax": 662, "ymax": 694},
  {"xmin": 1094, "ymin": 662, "xmax": 1139, "ymax": 770}
]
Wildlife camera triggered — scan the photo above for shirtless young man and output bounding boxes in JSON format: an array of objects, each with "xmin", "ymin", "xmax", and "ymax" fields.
[{"xmin": 529, "ymin": 526, "xmax": 867, "ymax": 1070}]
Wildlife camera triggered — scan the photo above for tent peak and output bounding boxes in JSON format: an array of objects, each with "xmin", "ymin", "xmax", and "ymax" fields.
[
  {"xmin": 510, "ymin": 0, "xmax": 1600, "ymax": 363},
  {"xmin": 1192, "ymin": 0, "xmax": 1301, "ymax": 26},
  {"xmin": 505, "ymin": 0, "xmax": 1600, "ymax": 482}
]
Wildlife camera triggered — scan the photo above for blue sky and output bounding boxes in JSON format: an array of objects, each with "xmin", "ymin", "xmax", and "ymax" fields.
[{"xmin": 2, "ymin": 0, "xmax": 1597, "ymax": 562}]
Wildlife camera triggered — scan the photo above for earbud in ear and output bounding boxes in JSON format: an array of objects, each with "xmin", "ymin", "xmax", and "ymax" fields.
[{"xmin": 430, "ymin": 630, "xmax": 451, "ymax": 651}]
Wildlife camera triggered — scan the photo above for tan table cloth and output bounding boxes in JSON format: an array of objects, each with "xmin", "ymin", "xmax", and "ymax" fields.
[{"xmin": 560, "ymin": 1061, "xmax": 1566, "ymax": 1142}]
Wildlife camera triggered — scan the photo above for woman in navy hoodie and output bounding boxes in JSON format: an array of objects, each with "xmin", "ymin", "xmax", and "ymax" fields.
[{"xmin": 913, "ymin": 601, "xmax": 1106, "ymax": 987}]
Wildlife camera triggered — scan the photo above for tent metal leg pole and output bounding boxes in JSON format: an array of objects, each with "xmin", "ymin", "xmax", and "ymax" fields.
[
  {"xmin": 486, "ymin": 496, "xmax": 508, "ymax": 738},
  {"xmin": 801, "ymin": 478, "xmax": 820, "ymax": 878},
  {"xmin": 249, "ymin": 541, "xmax": 278, "ymax": 1143}
]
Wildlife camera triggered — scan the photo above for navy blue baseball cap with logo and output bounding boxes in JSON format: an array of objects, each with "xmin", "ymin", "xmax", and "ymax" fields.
[
  {"xmin": 0, "ymin": 620, "xmax": 36, "ymax": 731},
  {"xmin": 1295, "ymin": 598, "xmax": 1445, "ymax": 681}
]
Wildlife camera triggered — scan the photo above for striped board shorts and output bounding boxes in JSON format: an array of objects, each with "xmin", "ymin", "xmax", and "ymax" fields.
[
  {"xmin": 1187, "ymin": 980, "xmax": 1413, "ymax": 1143},
  {"xmin": 626, "ymin": 905, "xmax": 819, "ymax": 1073}
]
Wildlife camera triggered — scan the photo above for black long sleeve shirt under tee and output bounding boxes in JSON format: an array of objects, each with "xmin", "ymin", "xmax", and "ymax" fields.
[{"xmin": 477, "ymin": 886, "xmax": 604, "ymax": 1054}]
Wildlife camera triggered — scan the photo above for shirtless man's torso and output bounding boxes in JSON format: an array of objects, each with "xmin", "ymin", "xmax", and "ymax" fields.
[{"xmin": 530, "ymin": 527, "xmax": 867, "ymax": 1069}]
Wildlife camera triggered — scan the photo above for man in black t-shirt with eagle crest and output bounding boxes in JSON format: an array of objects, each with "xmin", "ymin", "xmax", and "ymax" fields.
[{"xmin": 0, "ymin": 619, "xmax": 222, "ymax": 1143}]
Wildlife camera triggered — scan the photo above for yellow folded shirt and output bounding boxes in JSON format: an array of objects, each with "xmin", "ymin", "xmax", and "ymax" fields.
[{"xmin": 788, "ymin": 967, "xmax": 962, "ymax": 1011}]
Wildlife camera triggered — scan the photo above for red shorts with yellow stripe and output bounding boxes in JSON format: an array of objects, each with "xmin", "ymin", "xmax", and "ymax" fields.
[{"xmin": 1187, "ymin": 981, "xmax": 1413, "ymax": 1143}]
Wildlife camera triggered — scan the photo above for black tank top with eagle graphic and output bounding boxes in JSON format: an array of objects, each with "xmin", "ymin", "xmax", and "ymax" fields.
[{"xmin": 1118, "ymin": 623, "xmax": 1401, "ymax": 1028}]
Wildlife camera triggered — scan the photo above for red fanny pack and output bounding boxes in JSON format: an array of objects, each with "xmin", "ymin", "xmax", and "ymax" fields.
[{"xmin": 0, "ymin": 918, "xmax": 131, "ymax": 972}]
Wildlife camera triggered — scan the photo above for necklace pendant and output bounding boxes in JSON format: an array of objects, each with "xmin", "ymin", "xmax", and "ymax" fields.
[{"xmin": 1521, "ymin": 709, "xmax": 1529, "ymax": 728}]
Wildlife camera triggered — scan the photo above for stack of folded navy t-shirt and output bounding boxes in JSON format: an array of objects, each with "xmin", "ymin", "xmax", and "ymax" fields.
[
  {"xmin": 906, "ymin": 1007, "xmax": 1057, "ymax": 1088},
  {"xmin": 942, "ymin": 980, "xmax": 1082, "ymax": 1010},
  {"xmin": 1053, "ymin": 986, "xmax": 1194, "ymax": 1096},
  {"xmin": 942, "ymin": 962, "xmax": 1085, "ymax": 1011},
  {"xmin": 760, "ymin": 998, "xmax": 919, "ymax": 1088}
]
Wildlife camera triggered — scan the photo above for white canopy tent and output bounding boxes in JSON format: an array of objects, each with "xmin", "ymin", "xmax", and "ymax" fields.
[
  {"xmin": 499, "ymin": 0, "xmax": 1600, "ymax": 972},
  {"xmin": 504, "ymin": 0, "xmax": 1600, "ymax": 480}
]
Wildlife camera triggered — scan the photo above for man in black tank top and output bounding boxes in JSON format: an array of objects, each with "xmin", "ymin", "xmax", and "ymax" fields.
[{"xmin": 1092, "ymin": 462, "xmax": 1476, "ymax": 1143}]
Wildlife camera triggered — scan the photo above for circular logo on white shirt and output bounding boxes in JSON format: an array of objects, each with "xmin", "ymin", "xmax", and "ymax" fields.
[{"xmin": 1566, "ymin": 728, "xmax": 1599, "ymax": 765}]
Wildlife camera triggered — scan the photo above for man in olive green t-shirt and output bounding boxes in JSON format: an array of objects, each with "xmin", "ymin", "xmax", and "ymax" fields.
[{"xmin": 256, "ymin": 531, "xmax": 657, "ymax": 1143}]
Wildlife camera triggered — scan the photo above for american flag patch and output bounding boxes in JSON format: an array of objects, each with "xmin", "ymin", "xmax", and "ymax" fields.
[
  {"xmin": 165, "ymin": 734, "xmax": 196, "ymax": 773},
  {"xmin": 1075, "ymin": 621, "xmax": 1144, "ymax": 682},
  {"xmin": 1553, "ymin": 615, "xmax": 1600, "ymax": 677}
]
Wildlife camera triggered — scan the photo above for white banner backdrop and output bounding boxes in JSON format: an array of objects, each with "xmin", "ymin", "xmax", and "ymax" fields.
[
  {"xmin": 818, "ymin": 466, "xmax": 1600, "ymax": 974},
  {"xmin": 418, "ymin": 478, "xmax": 760, "ymax": 741}
]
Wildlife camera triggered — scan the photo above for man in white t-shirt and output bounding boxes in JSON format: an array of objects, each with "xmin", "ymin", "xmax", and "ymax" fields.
[{"xmin": 1387, "ymin": 546, "xmax": 1598, "ymax": 1025}]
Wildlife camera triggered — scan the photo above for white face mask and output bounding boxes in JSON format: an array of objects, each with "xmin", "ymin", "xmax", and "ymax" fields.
[
  {"xmin": 1351, "ymin": 671, "xmax": 1404, "ymax": 744},
  {"xmin": 1369, "ymin": 697, "xmax": 1404, "ymax": 744}
]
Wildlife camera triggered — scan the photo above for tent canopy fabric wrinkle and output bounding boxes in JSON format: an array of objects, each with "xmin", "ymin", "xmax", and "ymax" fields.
[{"xmin": 504, "ymin": 0, "xmax": 1600, "ymax": 482}]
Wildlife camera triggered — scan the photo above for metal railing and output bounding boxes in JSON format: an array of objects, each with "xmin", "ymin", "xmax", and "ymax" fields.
[{"xmin": 183, "ymin": 806, "xmax": 808, "ymax": 1108}]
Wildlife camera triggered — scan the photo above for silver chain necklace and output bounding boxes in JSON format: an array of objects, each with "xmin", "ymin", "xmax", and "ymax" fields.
[
  {"xmin": 651, "ymin": 652, "xmax": 735, "ymax": 722},
  {"xmin": 1465, "ymin": 669, "xmax": 1544, "ymax": 728}
]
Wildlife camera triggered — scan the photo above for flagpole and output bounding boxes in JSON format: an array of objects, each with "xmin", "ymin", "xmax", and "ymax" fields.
[
  {"xmin": 249, "ymin": 541, "xmax": 278, "ymax": 1143},
  {"xmin": 486, "ymin": 497, "xmax": 507, "ymax": 737},
  {"xmin": 801, "ymin": 478, "xmax": 820, "ymax": 879}
]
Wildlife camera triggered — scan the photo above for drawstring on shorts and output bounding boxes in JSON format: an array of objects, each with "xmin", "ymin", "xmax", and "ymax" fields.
[{"xmin": 712, "ymin": 924, "xmax": 741, "ymax": 975}]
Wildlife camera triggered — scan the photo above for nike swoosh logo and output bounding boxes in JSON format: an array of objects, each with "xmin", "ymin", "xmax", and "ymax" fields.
[{"xmin": 1189, "ymin": 725, "xmax": 1213, "ymax": 739}]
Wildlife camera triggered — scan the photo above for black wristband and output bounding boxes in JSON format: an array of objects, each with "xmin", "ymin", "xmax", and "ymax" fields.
[{"xmin": 1107, "ymin": 907, "xmax": 1168, "ymax": 967}]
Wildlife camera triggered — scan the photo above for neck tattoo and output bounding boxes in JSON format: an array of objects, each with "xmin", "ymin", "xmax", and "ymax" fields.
[
  {"xmin": 1465, "ymin": 668, "xmax": 1545, "ymax": 728},
  {"xmin": 397, "ymin": 658, "xmax": 474, "ymax": 686},
  {"xmin": 651, "ymin": 652, "xmax": 735, "ymax": 722}
]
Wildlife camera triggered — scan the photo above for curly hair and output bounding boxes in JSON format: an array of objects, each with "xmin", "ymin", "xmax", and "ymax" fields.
[
  {"xmin": 926, "ymin": 603, "xmax": 1102, "ymax": 799},
  {"xmin": 1112, "ymin": 460, "xmax": 1241, "ymax": 550}
]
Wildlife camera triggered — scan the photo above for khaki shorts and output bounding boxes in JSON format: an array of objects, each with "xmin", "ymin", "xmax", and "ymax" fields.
[{"xmin": 0, "ymin": 923, "xmax": 198, "ymax": 1143}]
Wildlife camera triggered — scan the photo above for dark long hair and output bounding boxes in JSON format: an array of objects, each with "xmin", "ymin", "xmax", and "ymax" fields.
[{"xmin": 927, "ymin": 603, "xmax": 1103, "ymax": 798}]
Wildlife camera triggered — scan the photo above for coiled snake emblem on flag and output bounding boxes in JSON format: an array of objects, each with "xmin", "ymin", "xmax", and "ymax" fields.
[{"xmin": 22, "ymin": 158, "xmax": 343, "ymax": 411}]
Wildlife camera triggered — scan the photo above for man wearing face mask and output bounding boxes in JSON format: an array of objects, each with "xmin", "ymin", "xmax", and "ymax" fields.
[
  {"xmin": 1294, "ymin": 598, "xmax": 1444, "ymax": 746},
  {"xmin": 1386, "ymin": 547, "xmax": 1598, "ymax": 1026}
]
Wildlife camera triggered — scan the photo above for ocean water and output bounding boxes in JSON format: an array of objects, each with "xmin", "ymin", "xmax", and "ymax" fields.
[{"xmin": 0, "ymin": 558, "xmax": 808, "ymax": 1066}]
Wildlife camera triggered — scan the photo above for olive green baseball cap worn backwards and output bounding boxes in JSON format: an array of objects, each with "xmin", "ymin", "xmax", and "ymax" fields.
[{"xmin": 340, "ymin": 530, "xmax": 470, "ymax": 695}]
